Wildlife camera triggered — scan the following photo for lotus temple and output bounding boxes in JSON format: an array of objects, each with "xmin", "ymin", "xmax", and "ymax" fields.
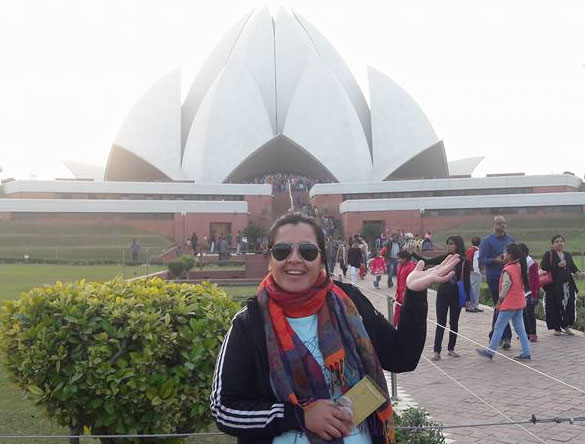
[{"xmin": 1, "ymin": 7, "xmax": 584, "ymax": 247}]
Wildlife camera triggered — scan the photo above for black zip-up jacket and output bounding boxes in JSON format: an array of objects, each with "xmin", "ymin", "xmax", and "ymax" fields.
[{"xmin": 210, "ymin": 281, "xmax": 428, "ymax": 444}]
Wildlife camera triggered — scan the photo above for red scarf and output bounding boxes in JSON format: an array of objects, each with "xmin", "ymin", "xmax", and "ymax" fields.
[{"xmin": 261, "ymin": 270, "xmax": 332, "ymax": 318}]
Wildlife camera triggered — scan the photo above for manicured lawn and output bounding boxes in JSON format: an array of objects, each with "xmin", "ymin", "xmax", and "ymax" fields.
[
  {"xmin": 432, "ymin": 213, "xmax": 585, "ymax": 259},
  {"xmin": 0, "ymin": 220, "xmax": 172, "ymax": 262},
  {"xmin": 0, "ymin": 263, "xmax": 164, "ymax": 301}
]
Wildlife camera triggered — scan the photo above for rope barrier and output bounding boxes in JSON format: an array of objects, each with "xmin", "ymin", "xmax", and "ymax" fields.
[
  {"xmin": 423, "ymin": 355, "xmax": 548, "ymax": 443},
  {"xmin": 0, "ymin": 416, "xmax": 583, "ymax": 439},
  {"xmin": 345, "ymin": 275, "xmax": 585, "ymax": 396}
]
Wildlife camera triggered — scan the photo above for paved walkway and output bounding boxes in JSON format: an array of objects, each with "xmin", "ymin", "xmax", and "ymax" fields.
[{"xmin": 342, "ymin": 272, "xmax": 585, "ymax": 444}]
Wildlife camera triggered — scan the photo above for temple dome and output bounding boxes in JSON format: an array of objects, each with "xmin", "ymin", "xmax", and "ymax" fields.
[{"xmin": 104, "ymin": 7, "xmax": 447, "ymax": 183}]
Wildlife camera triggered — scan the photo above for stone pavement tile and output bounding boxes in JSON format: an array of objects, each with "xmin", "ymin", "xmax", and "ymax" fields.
[{"xmin": 344, "ymin": 272, "xmax": 585, "ymax": 444}]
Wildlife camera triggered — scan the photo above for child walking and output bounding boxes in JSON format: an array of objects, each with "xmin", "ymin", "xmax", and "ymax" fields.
[
  {"xmin": 369, "ymin": 250, "xmax": 386, "ymax": 288},
  {"xmin": 477, "ymin": 243, "xmax": 532, "ymax": 360}
]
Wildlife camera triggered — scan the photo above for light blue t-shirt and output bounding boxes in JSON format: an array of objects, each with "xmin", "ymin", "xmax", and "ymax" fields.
[{"xmin": 272, "ymin": 315, "xmax": 372, "ymax": 444}]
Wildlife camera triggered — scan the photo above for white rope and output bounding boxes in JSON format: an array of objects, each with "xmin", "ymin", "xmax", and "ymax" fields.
[
  {"xmin": 341, "ymin": 275, "xmax": 585, "ymax": 396},
  {"xmin": 423, "ymin": 355, "xmax": 549, "ymax": 444}
]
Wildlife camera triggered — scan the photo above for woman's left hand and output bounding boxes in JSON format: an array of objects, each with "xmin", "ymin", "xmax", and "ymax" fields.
[{"xmin": 406, "ymin": 254, "xmax": 460, "ymax": 292}]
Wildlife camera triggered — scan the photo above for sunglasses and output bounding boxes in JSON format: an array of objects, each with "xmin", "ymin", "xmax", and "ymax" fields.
[{"xmin": 270, "ymin": 242, "xmax": 321, "ymax": 262}]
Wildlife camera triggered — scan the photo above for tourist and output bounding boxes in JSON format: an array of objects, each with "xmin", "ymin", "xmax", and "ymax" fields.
[
  {"xmin": 369, "ymin": 250, "xmax": 386, "ymax": 288},
  {"xmin": 403, "ymin": 233, "xmax": 417, "ymax": 254},
  {"xmin": 325, "ymin": 237, "xmax": 338, "ymax": 275},
  {"xmin": 465, "ymin": 237, "xmax": 483, "ymax": 312},
  {"xmin": 395, "ymin": 250, "xmax": 416, "ymax": 326},
  {"xmin": 383, "ymin": 233, "xmax": 400, "ymax": 288},
  {"xmin": 421, "ymin": 231, "xmax": 434, "ymax": 251},
  {"xmin": 540, "ymin": 234, "xmax": 583, "ymax": 336},
  {"xmin": 217, "ymin": 235, "xmax": 228, "ymax": 261},
  {"xmin": 479, "ymin": 216, "xmax": 515, "ymax": 349},
  {"xmin": 347, "ymin": 240, "xmax": 364, "ymax": 284},
  {"xmin": 190, "ymin": 232, "xmax": 198, "ymax": 255},
  {"xmin": 210, "ymin": 213, "xmax": 459, "ymax": 444},
  {"xmin": 130, "ymin": 239, "xmax": 140, "ymax": 262},
  {"xmin": 335, "ymin": 238, "xmax": 348, "ymax": 279},
  {"xmin": 419, "ymin": 236, "xmax": 470, "ymax": 361},
  {"xmin": 210, "ymin": 231, "xmax": 216, "ymax": 253},
  {"xmin": 518, "ymin": 243, "xmax": 540, "ymax": 342},
  {"xmin": 356, "ymin": 234, "xmax": 369, "ymax": 279},
  {"xmin": 235, "ymin": 230, "xmax": 242, "ymax": 255},
  {"xmin": 477, "ymin": 243, "xmax": 532, "ymax": 361}
]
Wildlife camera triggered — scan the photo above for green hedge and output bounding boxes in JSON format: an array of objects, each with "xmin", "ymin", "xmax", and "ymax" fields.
[
  {"xmin": 394, "ymin": 406, "xmax": 445, "ymax": 443},
  {"xmin": 0, "ymin": 278, "xmax": 239, "ymax": 443}
]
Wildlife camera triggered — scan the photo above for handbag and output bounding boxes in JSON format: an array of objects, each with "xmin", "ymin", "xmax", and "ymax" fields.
[
  {"xmin": 538, "ymin": 251, "xmax": 553, "ymax": 287},
  {"xmin": 457, "ymin": 260, "xmax": 468, "ymax": 307}
]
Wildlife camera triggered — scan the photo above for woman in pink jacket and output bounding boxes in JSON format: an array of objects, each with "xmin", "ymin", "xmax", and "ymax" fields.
[{"xmin": 477, "ymin": 243, "xmax": 532, "ymax": 360}]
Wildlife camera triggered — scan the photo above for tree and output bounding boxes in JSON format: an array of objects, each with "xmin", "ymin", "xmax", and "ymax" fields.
[{"xmin": 242, "ymin": 221, "xmax": 268, "ymax": 252}]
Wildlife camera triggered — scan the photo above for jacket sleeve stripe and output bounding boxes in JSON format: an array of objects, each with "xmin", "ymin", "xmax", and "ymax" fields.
[
  {"xmin": 214, "ymin": 414, "xmax": 283, "ymax": 429},
  {"xmin": 211, "ymin": 310, "xmax": 285, "ymax": 426}
]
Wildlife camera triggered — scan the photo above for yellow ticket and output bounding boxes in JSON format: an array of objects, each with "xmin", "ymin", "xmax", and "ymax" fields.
[{"xmin": 340, "ymin": 375, "xmax": 387, "ymax": 425}]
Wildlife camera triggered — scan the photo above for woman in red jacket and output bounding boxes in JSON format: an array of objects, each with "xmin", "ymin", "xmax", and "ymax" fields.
[
  {"xmin": 394, "ymin": 250, "xmax": 416, "ymax": 326},
  {"xmin": 477, "ymin": 243, "xmax": 532, "ymax": 360}
]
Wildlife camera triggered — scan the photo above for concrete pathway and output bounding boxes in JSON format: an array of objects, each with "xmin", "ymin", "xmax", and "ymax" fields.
[{"xmin": 342, "ymin": 272, "xmax": 585, "ymax": 444}]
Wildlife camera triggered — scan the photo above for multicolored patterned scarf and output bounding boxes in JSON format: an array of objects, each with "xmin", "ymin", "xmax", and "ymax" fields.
[{"xmin": 257, "ymin": 271, "xmax": 395, "ymax": 443}]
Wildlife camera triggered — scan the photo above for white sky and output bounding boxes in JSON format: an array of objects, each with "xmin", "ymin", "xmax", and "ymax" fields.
[{"xmin": 1, "ymin": 0, "xmax": 584, "ymax": 180}]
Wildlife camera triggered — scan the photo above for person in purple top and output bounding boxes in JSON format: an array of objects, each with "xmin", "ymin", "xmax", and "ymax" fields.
[{"xmin": 478, "ymin": 216, "xmax": 516, "ymax": 349}]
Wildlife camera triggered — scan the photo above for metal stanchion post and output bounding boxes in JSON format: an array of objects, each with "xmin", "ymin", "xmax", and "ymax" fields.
[{"xmin": 386, "ymin": 294, "xmax": 398, "ymax": 400}]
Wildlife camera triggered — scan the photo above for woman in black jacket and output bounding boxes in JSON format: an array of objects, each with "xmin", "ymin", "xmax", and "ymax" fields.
[
  {"xmin": 415, "ymin": 236, "xmax": 470, "ymax": 361},
  {"xmin": 541, "ymin": 234, "xmax": 583, "ymax": 336},
  {"xmin": 211, "ymin": 213, "xmax": 459, "ymax": 444},
  {"xmin": 346, "ymin": 241, "xmax": 364, "ymax": 284}
]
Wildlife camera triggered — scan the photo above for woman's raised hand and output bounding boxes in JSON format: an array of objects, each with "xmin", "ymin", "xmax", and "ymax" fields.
[
  {"xmin": 304, "ymin": 399, "xmax": 353, "ymax": 441},
  {"xmin": 406, "ymin": 254, "xmax": 460, "ymax": 292}
]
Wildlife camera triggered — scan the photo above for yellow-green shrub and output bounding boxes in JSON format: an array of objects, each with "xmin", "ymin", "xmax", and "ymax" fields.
[{"xmin": 0, "ymin": 278, "xmax": 239, "ymax": 443}]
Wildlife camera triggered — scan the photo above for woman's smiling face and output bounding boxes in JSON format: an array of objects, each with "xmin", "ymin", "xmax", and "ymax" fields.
[{"xmin": 269, "ymin": 222, "xmax": 322, "ymax": 293}]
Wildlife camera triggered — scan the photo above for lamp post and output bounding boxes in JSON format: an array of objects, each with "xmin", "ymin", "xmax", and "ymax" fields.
[{"xmin": 386, "ymin": 295, "xmax": 398, "ymax": 400}]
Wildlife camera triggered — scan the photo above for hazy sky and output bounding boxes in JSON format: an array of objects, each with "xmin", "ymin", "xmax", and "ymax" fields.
[{"xmin": 1, "ymin": 0, "xmax": 585, "ymax": 180}]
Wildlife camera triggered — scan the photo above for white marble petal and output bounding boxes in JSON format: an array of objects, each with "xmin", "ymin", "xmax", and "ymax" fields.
[
  {"xmin": 448, "ymin": 156, "xmax": 485, "ymax": 176},
  {"xmin": 181, "ymin": 10, "xmax": 254, "ymax": 151},
  {"xmin": 282, "ymin": 59, "xmax": 373, "ymax": 182},
  {"xmin": 292, "ymin": 10, "xmax": 372, "ymax": 153},
  {"xmin": 112, "ymin": 70, "xmax": 182, "ymax": 180},
  {"xmin": 63, "ymin": 161, "xmax": 105, "ymax": 181},
  {"xmin": 181, "ymin": 58, "xmax": 274, "ymax": 183},
  {"xmin": 274, "ymin": 7, "xmax": 318, "ymax": 133},
  {"xmin": 228, "ymin": 7, "xmax": 277, "ymax": 133},
  {"xmin": 369, "ymin": 67, "xmax": 441, "ymax": 181}
]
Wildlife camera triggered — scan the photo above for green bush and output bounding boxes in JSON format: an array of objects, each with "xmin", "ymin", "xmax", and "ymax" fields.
[
  {"xmin": 0, "ymin": 278, "xmax": 239, "ymax": 443},
  {"xmin": 167, "ymin": 259, "xmax": 186, "ymax": 278},
  {"xmin": 395, "ymin": 406, "xmax": 445, "ymax": 444},
  {"xmin": 179, "ymin": 255, "xmax": 195, "ymax": 272}
]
